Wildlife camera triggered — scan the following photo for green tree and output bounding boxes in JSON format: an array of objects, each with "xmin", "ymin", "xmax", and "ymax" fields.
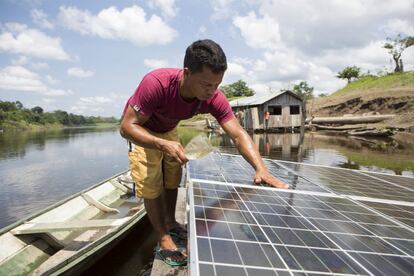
[
  {"xmin": 292, "ymin": 81, "xmax": 314, "ymax": 100},
  {"xmin": 0, "ymin": 101, "xmax": 18, "ymax": 112},
  {"xmin": 336, "ymin": 66, "xmax": 361, "ymax": 83},
  {"xmin": 383, "ymin": 34, "xmax": 414, "ymax": 72},
  {"xmin": 15, "ymin": 101, "xmax": 23, "ymax": 110},
  {"xmin": 318, "ymin": 93, "xmax": 328, "ymax": 98},
  {"xmin": 53, "ymin": 110, "xmax": 70, "ymax": 125},
  {"xmin": 220, "ymin": 80, "xmax": 255, "ymax": 98},
  {"xmin": 31, "ymin": 106, "xmax": 44, "ymax": 114}
]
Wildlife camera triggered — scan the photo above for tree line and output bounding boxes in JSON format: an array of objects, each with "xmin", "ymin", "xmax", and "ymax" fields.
[{"xmin": 0, "ymin": 101, "xmax": 118, "ymax": 126}]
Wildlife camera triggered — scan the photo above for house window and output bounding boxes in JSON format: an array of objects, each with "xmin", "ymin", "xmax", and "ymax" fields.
[
  {"xmin": 290, "ymin": 105, "xmax": 300, "ymax": 115},
  {"xmin": 268, "ymin": 105, "xmax": 282, "ymax": 115}
]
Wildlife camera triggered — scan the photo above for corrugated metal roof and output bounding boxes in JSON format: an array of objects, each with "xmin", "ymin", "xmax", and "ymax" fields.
[{"xmin": 229, "ymin": 90, "xmax": 300, "ymax": 107}]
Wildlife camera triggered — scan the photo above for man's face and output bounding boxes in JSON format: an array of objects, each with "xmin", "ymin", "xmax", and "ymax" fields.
[{"xmin": 184, "ymin": 66, "xmax": 224, "ymax": 101}]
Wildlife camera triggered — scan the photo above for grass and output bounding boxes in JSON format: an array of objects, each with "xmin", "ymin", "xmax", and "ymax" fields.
[
  {"xmin": 0, "ymin": 120, "xmax": 119, "ymax": 132},
  {"xmin": 332, "ymin": 71, "xmax": 414, "ymax": 97},
  {"xmin": 341, "ymin": 150, "xmax": 414, "ymax": 174},
  {"xmin": 83, "ymin": 122, "xmax": 120, "ymax": 128},
  {"xmin": 0, "ymin": 120, "xmax": 62, "ymax": 132}
]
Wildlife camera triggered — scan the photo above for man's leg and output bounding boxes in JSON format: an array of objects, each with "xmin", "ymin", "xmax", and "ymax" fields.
[
  {"xmin": 144, "ymin": 196, "xmax": 177, "ymax": 250},
  {"xmin": 128, "ymin": 140, "xmax": 185, "ymax": 262},
  {"xmin": 163, "ymin": 188, "xmax": 179, "ymax": 229},
  {"xmin": 162, "ymin": 128, "xmax": 184, "ymax": 232},
  {"xmin": 144, "ymin": 196, "xmax": 186, "ymax": 264}
]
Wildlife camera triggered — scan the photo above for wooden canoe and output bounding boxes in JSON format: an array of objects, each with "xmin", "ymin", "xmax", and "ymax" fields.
[{"xmin": 0, "ymin": 170, "xmax": 146, "ymax": 275}]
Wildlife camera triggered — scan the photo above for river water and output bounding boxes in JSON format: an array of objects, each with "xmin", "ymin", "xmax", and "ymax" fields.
[{"xmin": 1, "ymin": 127, "xmax": 413, "ymax": 229}]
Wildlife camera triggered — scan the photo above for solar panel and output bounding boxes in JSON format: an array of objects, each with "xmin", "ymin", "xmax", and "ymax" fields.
[
  {"xmin": 188, "ymin": 153, "xmax": 329, "ymax": 193},
  {"xmin": 187, "ymin": 180, "xmax": 414, "ymax": 275},
  {"xmin": 354, "ymin": 199, "xmax": 414, "ymax": 228},
  {"xmin": 363, "ymin": 172, "xmax": 414, "ymax": 191},
  {"xmin": 274, "ymin": 160, "xmax": 414, "ymax": 202},
  {"xmin": 187, "ymin": 153, "xmax": 414, "ymax": 276}
]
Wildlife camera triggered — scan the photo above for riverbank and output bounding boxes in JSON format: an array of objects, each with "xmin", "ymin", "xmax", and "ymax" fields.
[
  {"xmin": 0, "ymin": 120, "xmax": 119, "ymax": 132},
  {"xmin": 309, "ymin": 71, "xmax": 414, "ymax": 131},
  {"xmin": 178, "ymin": 114, "xmax": 210, "ymax": 130}
]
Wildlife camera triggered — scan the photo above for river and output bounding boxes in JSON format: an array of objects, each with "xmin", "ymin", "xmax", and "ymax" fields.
[{"xmin": 1, "ymin": 127, "xmax": 413, "ymax": 229}]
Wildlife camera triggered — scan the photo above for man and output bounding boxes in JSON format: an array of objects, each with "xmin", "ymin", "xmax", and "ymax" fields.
[
  {"xmin": 265, "ymin": 110, "xmax": 270, "ymax": 131},
  {"xmin": 120, "ymin": 39, "xmax": 288, "ymax": 266},
  {"xmin": 236, "ymin": 109, "xmax": 244, "ymax": 127}
]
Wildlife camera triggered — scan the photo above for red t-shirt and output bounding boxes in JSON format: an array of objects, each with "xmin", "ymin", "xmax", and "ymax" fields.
[{"xmin": 123, "ymin": 68, "xmax": 234, "ymax": 133}]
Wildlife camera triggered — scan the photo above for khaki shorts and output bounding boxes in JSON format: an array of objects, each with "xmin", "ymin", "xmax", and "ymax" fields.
[{"xmin": 128, "ymin": 128, "xmax": 182, "ymax": 199}]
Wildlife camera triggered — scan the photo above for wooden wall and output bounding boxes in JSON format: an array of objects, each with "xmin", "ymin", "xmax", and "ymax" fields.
[{"xmin": 235, "ymin": 93, "xmax": 303, "ymax": 130}]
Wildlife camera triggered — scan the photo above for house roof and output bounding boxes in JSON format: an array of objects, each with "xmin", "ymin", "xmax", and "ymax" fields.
[{"xmin": 229, "ymin": 90, "xmax": 302, "ymax": 108}]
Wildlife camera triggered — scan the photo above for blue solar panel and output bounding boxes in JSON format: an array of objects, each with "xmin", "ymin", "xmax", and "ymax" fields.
[{"xmin": 187, "ymin": 153, "xmax": 414, "ymax": 276}]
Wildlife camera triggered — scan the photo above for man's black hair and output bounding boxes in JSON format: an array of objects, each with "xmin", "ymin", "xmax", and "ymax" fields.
[{"xmin": 184, "ymin": 39, "xmax": 227, "ymax": 74}]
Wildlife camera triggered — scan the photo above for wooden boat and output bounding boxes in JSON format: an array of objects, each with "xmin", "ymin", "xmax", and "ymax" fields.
[{"xmin": 0, "ymin": 170, "xmax": 146, "ymax": 275}]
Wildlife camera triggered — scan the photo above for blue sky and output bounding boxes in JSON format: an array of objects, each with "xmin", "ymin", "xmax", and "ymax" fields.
[{"xmin": 1, "ymin": 0, "xmax": 413, "ymax": 117}]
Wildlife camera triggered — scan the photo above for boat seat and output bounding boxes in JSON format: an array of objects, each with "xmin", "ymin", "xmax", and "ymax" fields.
[
  {"xmin": 81, "ymin": 193, "xmax": 120, "ymax": 213},
  {"xmin": 11, "ymin": 217, "xmax": 132, "ymax": 235},
  {"xmin": 110, "ymin": 179, "xmax": 134, "ymax": 194}
]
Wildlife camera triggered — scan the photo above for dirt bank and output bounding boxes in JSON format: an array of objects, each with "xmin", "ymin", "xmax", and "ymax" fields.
[{"xmin": 309, "ymin": 87, "xmax": 414, "ymax": 131}]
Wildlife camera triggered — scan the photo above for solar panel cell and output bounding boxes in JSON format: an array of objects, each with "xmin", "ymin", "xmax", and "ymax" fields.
[{"xmin": 188, "ymin": 154, "xmax": 414, "ymax": 275}]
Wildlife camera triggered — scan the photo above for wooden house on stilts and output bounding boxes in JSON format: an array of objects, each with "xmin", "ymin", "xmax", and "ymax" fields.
[{"xmin": 230, "ymin": 90, "xmax": 305, "ymax": 132}]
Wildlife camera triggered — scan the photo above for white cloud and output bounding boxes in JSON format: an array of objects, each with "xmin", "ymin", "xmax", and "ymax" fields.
[
  {"xmin": 42, "ymin": 98, "xmax": 56, "ymax": 104},
  {"xmin": 317, "ymin": 41, "xmax": 391, "ymax": 72},
  {"xmin": 45, "ymin": 75, "xmax": 59, "ymax": 85},
  {"xmin": 144, "ymin": 58, "xmax": 169, "ymax": 69},
  {"xmin": 31, "ymin": 9, "xmax": 54, "ymax": 29},
  {"xmin": 11, "ymin": 56, "xmax": 49, "ymax": 70},
  {"xmin": 223, "ymin": 60, "xmax": 249, "ymax": 85},
  {"xmin": 232, "ymin": 57, "xmax": 254, "ymax": 66},
  {"xmin": 229, "ymin": 0, "xmax": 414, "ymax": 96},
  {"xmin": 79, "ymin": 96, "xmax": 113, "ymax": 104},
  {"xmin": 0, "ymin": 23, "xmax": 69, "ymax": 60},
  {"xmin": 382, "ymin": 19, "xmax": 414, "ymax": 37},
  {"xmin": 31, "ymin": 61, "xmax": 49, "ymax": 70},
  {"xmin": 306, "ymin": 65, "xmax": 345, "ymax": 95},
  {"xmin": 259, "ymin": 51, "xmax": 311, "ymax": 82},
  {"xmin": 227, "ymin": 62, "xmax": 246, "ymax": 76},
  {"xmin": 11, "ymin": 56, "xmax": 29, "ymax": 65},
  {"xmin": 249, "ymin": 82, "xmax": 284, "ymax": 96},
  {"xmin": 0, "ymin": 65, "xmax": 70, "ymax": 96},
  {"xmin": 70, "ymin": 105, "xmax": 103, "ymax": 114},
  {"xmin": 67, "ymin": 67, "xmax": 94, "ymax": 78},
  {"xmin": 197, "ymin": 25, "xmax": 207, "ymax": 38},
  {"xmin": 233, "ymin": 12, "xmax": 282, "ymax": 50},
  {"xmin": 58, "ymin": 5, "xmax": 177, "ymax": 46},
  {"xmin": 71, "ymin": 96, "xmax": 115, "ymax": 114},
  {"xmin": 148, "ymin": 0, "xmax": 177, "ymax": 18},
  {"xmin": 256, "ymin": 0, "xmax": 414, "ymax": 54},
  {"xmin": 211, "ymin": 0, "xmax": 236, "ymax": 20},
  {"xmin": 225, "ymin": 62, "xmax": 248, "ymax": 84}
]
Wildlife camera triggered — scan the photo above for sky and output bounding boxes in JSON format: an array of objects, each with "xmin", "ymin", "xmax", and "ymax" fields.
[{"xmin": 1, "ymin": 0, "xmax": 413, "ymax": 117}]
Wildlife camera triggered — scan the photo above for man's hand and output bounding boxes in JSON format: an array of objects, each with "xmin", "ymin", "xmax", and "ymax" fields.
[
  {"xmin": 158, "ymin": 139, "xmax": 189, "ymax": 165},
  {"xmin": 254, "ymin": 170, "xmax": 289, "ymax": 189}
]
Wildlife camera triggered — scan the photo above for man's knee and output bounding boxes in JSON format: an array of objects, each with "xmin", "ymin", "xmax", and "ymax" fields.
[{"xmin": 136, "ymin": 187, "xmax": 163, "ymax": 199}]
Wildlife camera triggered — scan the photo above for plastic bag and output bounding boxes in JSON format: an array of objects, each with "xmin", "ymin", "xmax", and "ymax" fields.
[{"xmin": 184, "ymin": 133, "xmax": 215, "ymax": 160}]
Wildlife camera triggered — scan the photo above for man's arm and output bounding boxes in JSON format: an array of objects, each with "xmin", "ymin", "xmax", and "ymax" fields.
[
  {"xmin": 120, "ymin": 105, "xmax": 188, "ymax": 164},
  {"xmin": 221, "ymin": 117, "xmax": 289, "ymax": 189}
]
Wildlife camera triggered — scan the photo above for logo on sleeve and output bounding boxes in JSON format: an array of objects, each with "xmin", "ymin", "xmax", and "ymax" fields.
[{"xmin": 133, "ymin": 105, "xmax": 141, "ymax": 113}]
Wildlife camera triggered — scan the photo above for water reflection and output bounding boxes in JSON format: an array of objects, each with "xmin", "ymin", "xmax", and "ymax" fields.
[
  {"xmin": 1, "ymin": 127, "xmax": 413, "ymax": 228},
  {"xmin": 185, "ymin": 129, "xmax": 414, "ymax": 176},
  {"xmin": 304, "ymin": 132, "xmax": 414, "ymax": 175},
  {"xmin": 0, "ymin": 127, "xmax": 129, "ymax": 229},
  {"xmin": 0, "ymin": 127, "xmax": 123, "ymax": 161}
]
